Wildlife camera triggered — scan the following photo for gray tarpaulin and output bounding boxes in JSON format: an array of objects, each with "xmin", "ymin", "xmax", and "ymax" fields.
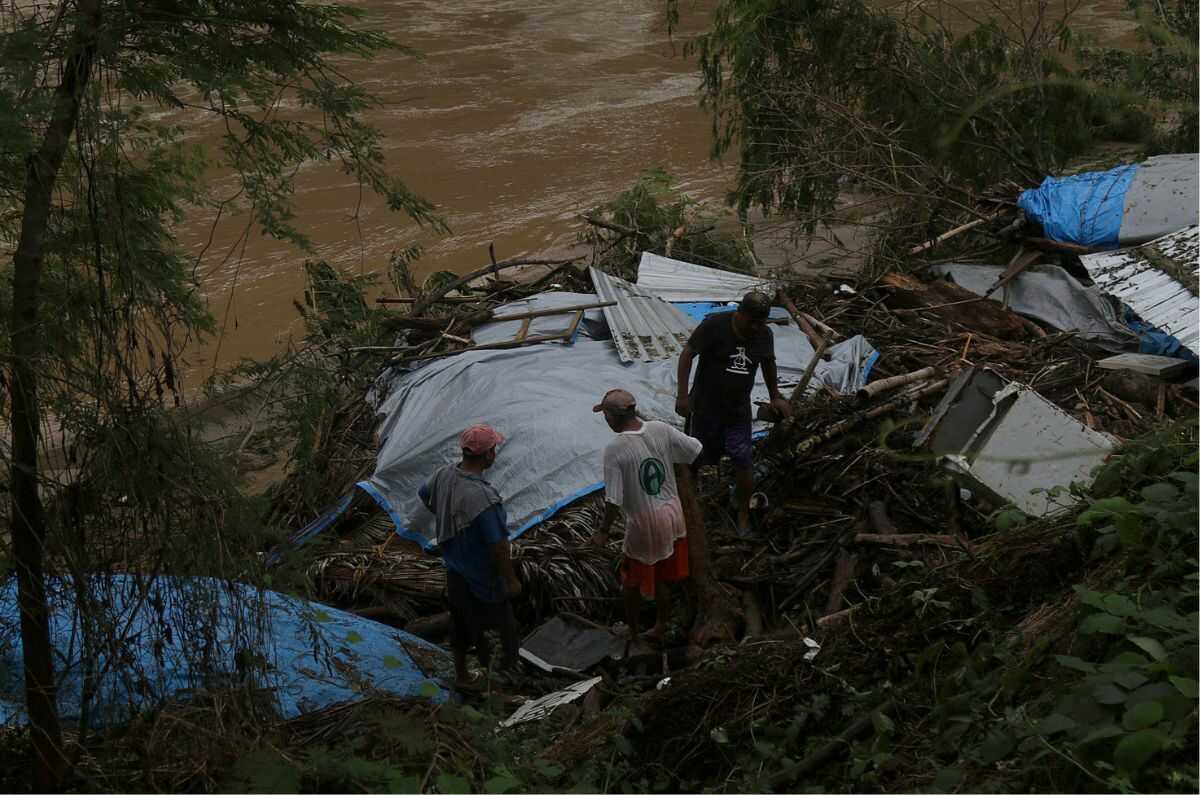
[
  {"xmin": 471, "ymin": 292, "xmax": 610, "ymax": 345},
  {"xmin": 930, "ymin": 263, "xmax": 1137, "ymax": 351},
  {"xmin": 360, "ymin": 291, "xmax": 876, "ymax": 548}
]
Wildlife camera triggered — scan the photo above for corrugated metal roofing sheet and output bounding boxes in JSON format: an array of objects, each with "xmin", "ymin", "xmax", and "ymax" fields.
[
  {"xmin": 635, "ymin": 252, "xmax": 775, "ymax": 302},
  {"xmin": 589, "ymin": 266, "xmax": 696, "ymax": 363},
  {"xmin": 1080, "ymin": 226, "xmax": 1199, "ymax": 354}
]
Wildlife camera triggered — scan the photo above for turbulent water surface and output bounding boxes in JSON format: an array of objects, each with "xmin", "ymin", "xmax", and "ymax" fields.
[{"xmin": 177, "ymin": 0, "xmax": 1140, "ymax": 381}]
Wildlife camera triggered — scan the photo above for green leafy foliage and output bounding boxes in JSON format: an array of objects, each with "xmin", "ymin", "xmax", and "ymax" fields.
[
  {"xmin": 667, "ymin": 0, "xmax": 1140, "ymax": 237},
  {"xmin": 582, "ymin": 167, "xmax": 756, "ymax": 280},
  {"xmin": 0, "ymin": 2, "xmax": 440, "ymax": 773},
  {"xmin": 1079, "ymin": 0, "xmax": 1198, "ymax": 154}
]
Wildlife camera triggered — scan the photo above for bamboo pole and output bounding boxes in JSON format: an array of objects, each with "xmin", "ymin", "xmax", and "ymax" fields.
[
  {"xmin": 909, "ymin": 213, "xmax": 1001, "ymax": 255},
  {"xmin": 791, "ymin": 379, "xmax": 949, "ymax": 456},
  {"xmin": 857, "ymin": 366, "xmax": 937, "ymax": 401}
]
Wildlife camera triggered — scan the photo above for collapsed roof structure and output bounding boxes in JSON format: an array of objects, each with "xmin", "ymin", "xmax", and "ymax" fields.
[{"xmin": 356, "ymin": 262, "xmax": 878, "ymax": 550}]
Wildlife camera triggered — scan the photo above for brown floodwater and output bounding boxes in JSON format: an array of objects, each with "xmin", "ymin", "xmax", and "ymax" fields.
[{"xmin": 178, "ymin": 0, "xmax": 1140, "ymax": 385}]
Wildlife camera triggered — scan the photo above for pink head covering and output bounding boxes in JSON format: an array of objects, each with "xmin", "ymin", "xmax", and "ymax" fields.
[{"xmin": 459, "ymin": 423, "xmax": 505, "ymax": 455}]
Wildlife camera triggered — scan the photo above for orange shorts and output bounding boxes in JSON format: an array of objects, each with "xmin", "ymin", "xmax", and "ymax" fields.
[{"xmin": 621, "ymin": 537, "xmax": 689, "ymax": 598}]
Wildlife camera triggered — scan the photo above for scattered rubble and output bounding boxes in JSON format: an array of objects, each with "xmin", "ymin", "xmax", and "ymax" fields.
[{"xmin": 255, "ymin": 157, "xmax": 1197, "ymax": 792}]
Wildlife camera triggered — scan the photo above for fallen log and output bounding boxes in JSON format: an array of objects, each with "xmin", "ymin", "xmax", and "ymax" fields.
[
  {"xmin": 881, "ymin": 272, "xmax": 1043, "ymax": 341},
  {"xmin": 777, "ymin": 289, "xmax": 825, "ymax": 350},
  {"xmin": 857, "ymin": 366, "xmax": 937, "ymax": 402},
  {"xmin": 802, "ymin": 312, "xmax": 840, "ymax": 341}
]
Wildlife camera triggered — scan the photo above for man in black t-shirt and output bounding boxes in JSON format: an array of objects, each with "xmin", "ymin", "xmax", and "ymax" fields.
[{"xmin": 675, "ymin": 292, "xmax": 792, "ymax": 537}]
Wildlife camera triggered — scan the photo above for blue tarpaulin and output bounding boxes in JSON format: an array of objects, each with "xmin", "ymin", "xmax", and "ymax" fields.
[
  {"xmin": 1123, "ymin": 307, "xmax": 1200, "ymax": 362},
  {"xmin": 0, "ymin": 575, "xmax": 449, "ymax": 727},
  {"xmin": 1017, "ymin": 164, "xmax": 1136, "ymax": 248}
]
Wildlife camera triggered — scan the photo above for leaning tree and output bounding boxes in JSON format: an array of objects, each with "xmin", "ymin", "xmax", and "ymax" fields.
[{"xmin": 0, "ymin": 2, "xmax": 438, "ymax": 787}]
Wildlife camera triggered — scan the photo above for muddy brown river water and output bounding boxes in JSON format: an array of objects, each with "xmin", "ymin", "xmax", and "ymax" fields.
[{"xmin": 179, "ymin": 0, "xmax": 1139, "ymax": 382}]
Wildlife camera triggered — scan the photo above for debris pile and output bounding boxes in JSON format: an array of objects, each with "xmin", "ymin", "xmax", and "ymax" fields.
[{"xmin": 258, "ymin": 155, "xmax": 1196, "ymax": 793}]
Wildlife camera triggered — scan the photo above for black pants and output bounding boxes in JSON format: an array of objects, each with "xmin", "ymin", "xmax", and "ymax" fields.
[{"xmin": 446, "ymin": 569, "xmax": 519, "ymax": 669}]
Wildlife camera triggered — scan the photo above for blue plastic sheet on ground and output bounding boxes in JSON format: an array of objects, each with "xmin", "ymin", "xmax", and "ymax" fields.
[
  {"xmin": 0, "ymin": 574, "xmax": 449, "ymax": 727},
  {"xmin": 1017, "ymin": 164, "xmax": 1137, "ymax": 248},
  {"xmin": 270, "ymin": 492, "xmax": 355, "ymax": 564},
  {"xmin": 1123, "ymin": 307, "xmax": 1200, "ymax": 362}
]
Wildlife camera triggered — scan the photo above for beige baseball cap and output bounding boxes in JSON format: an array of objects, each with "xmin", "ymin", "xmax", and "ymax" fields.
[{"xmin": 592, "ymin": 388, "xmax": 636, "ymax": 413}]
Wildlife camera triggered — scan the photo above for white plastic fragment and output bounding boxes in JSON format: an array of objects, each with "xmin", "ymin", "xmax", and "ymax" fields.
[
  {"xmin": 802, "ymin": 637, "xmax": 821, "ymax": 661},
  {"xmin": 497, "ymin": 676, "xmax": 602, "ymax": 730}
]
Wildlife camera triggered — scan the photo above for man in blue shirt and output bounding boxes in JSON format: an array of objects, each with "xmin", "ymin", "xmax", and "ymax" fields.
[{"xmin": 419, "ymin": 424, "xmax": 522, "ymax": 689}]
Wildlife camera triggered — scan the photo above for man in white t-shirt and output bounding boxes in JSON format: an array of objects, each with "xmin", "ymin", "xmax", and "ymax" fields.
[{"xmin": 589, "ymin": 388, "xmax": 703, "ymax": 645}]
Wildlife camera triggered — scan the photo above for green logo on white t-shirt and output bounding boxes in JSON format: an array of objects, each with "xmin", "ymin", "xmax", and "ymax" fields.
[{"xmin": 639, "ymin": 457, "xmax": 666, "ymax": 496}]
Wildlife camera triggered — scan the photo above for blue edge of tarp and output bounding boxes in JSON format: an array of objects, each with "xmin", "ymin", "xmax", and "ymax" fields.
[
  {"xmin": 1016, "ymin": 163, "xmax": 1136, "ymax": 249},
  {"xmin": 0, "ymin": 573, "xmax": 449, "ymax": 727},
  {"xmin": 1015, "ymin": 164, "xmax": 1196, "ymax": 359},
  {"xmin": 282, "ymin": 300, "xmax": 881, "ymax": 554}
]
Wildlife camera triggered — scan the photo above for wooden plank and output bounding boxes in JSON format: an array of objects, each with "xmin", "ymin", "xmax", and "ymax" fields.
[
  {"xmin": 489, "ymin": 300, "xmax": 615, "ymax": 323},
  {"xmin": 1096, "ymin": 353, "xmax": 1190, "ymax": 378},
  {"xmin": 563, "ymin": 309, "xmax": 585, "ymax": 344},
  {"xmin": 515, "ymin": 317, "xmax": 532, "ymax": 342}
]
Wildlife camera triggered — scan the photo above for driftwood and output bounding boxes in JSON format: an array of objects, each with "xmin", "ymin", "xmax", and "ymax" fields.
[
  {"xmin": 777, "ymin": 289, "xmax": 825, "ymax": 350},
  {"xmin": 411, "ymin": 255, "xmax": 583, "ymax": 316},
  {"xmin": 881, "ymin": 272, "xmax": 1044, "ymax": 341},
  {"xmin": 857, "ymin": 366, "xmax": 937, "ymax": 401},
  {"xmin": 802, "ymin": 312, "xmax": 840, "ymax": 341},
  {"xmin": 791, "ymin": 338, "xmax": 829, "ymax": 402},
  {"xmin": 909, "ymin": 213, "xmax": 1001, "ymax": 255},
  {"xmin": 791, "ymin": 379, "xmax": 949, "ymax": 456},
  {"xmin": 381, "ymin": 312, "xmax": 490, "ymax": 334}
]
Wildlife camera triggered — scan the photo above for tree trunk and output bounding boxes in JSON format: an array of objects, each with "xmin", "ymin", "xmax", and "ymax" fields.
[{"xmin": 9, "ymin": 2, "xmax": 102, "ymax": 788}]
